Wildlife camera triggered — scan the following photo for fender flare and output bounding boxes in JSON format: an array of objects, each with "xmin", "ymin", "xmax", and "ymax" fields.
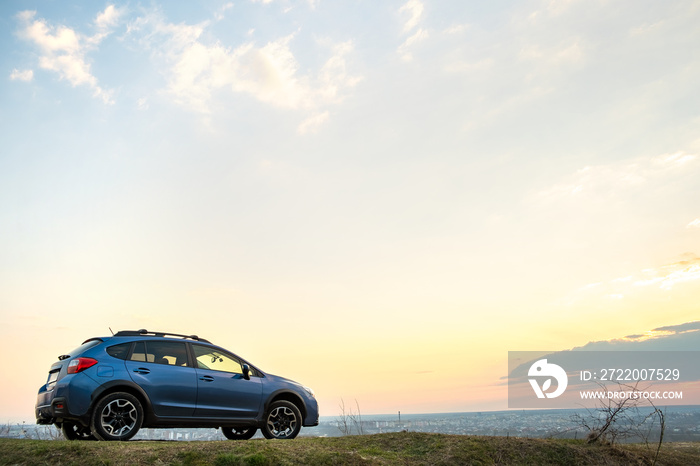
[{"xmin": 90, "ymin": 380, "xmax": 154, "ymax": 422}]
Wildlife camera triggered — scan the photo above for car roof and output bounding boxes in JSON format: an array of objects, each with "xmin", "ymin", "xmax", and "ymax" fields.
[{"xmin": 98, "ymin": 329, "xmax": 212, "ymax": 344}]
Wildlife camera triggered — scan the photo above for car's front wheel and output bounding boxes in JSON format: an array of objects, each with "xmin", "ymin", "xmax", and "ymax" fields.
[
  {"xmin": 61, "ymin": 421, "xmax": 95, "ymax": 440},
  {"xmin": 90, "ymin": 392, "xmax": 143, "ymax": 441},
  {"xmin": 221, "ymin": 426, "xmax": 257, "ymax": 440},
  {"xmin": 261, "ymin": 400, "xmax": 302, "ymax": 439}
]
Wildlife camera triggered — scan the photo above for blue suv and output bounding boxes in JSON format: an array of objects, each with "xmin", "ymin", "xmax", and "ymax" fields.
[{"xmin": 35, "ymin": 330, "xmax": 319, "ymax": 441}]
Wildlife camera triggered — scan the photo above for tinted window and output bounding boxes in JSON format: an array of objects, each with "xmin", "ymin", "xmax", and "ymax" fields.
[
  {"xmin": 148, "ymin": 341, "xmax": 189, "ymax": 366},
  {"xmin": 129, "ymin": 341, "xmax": 189, "ymax": 366},
  {"xmin": 106, "ymin": 343, "xmax": 131, "ymax": 360},
  {"xmin": 192, "ymin": 345, "xmax": 242, "ymax": 374},
  {"xmin": 66, "ymin": 339, "xmax": 102, "ymax": 357},
  {"xmin": 130, "ymin": 341, "xmax": 153, "ymax": 363}
]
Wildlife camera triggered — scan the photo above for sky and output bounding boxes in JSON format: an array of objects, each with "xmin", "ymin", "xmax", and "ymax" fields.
[{"xmin": 1, "ymin": 0, "xmax": 699, "ymax": 423}]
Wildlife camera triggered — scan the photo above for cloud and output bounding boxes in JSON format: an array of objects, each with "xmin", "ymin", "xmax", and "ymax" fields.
[
  {"xmin": 633, "ymin": 259, "xmax": 700, "ymax": 291},
  {"xmin": 398, "ymin": 28, "xmax": 429, "ymax": 62},
  {"xmin": 579, "ymin": 320, "xmax": 700, "ymax": 350},
  {"xmin": 443, "ymin": 23, "xmax": 469, "ymax": 35},
  {"xmin": 231, "ymin": 34, "xmax": 310, "ymax": 108},
  {"xmin": 528, "ymin": 0, "xmax": 583, "ymax": 21},
  {"xmin": 214, "ymin": 3, "xmax": 235, "ymax": 21},
  {"xmin": 95, "ymin": 5, "xmax": 123, "ymax": 31},
  {"xmin": 519, "ymin": 40, "xmax": 584, "ymax": 67},
  {"xmin": 250, "ymin": 0, "xmax": 319, "ymax": 8},
  {"xmin": 9, "ymin": 69, "xmax": 34, "ymax": 81},
  {"xmin": 133, "ymin": 12, "xmax": 360, "ymax": 130},
  {"xmin": 298, "ymin": 111, "xmax": 329, "ymax": 134},
  {"xmin": 687, "ymin": 219, "xmax": 700, "ymax": 228},
  {"xmin": 508, "ymin": 320, "xmax": 700, "ymax": 389},
  {"xmin": 397, "ymin": 0, "xmax": 427, "ymax": 61},
  {"xmin": 567, "ymin": 255, "xmax": 700, "ymax": 305},
  {"xmin": 508, "ymin": 321, "xmax": 700, "ymax": 378},
  {"xmin": 399, "ymin": 0, "xmax": 424, "ymax": 33},
  {"xmin": 534, "ymin": 151, "xmax": 698, "ymax": 203},
  {"xmin": 506, "ymin": 323, "xmax": 700, "ymax": 410},
  {"xmin": 15, "ymin": 7, "xmax": 121, "ymax": 104},
  {"xmin": 652, "ymin": 321, "xmax": 700, "ymax": 334}
]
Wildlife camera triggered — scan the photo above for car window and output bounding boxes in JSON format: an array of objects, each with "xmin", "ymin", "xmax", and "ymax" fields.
[
  {"xmin": 106, "ymin": 342, "xmax": 131, "ymax": 360},
  {"xmin": 148, "ymin": 341, "xmax": 189, "ymax": 366},
  {"xmin": 192, "ymin": 345, "xmax": 242, "ymax": 374},
  {"xmin": 130, "ymin": 341, "xmax": 154, "ymax": 363},
  {"xmin": 129, "ymin": 341, "xmax": 189, "ymax": 366},
  {"xmin": 66, "ymin": 339, "xmax": 102, "ymax": 358}
]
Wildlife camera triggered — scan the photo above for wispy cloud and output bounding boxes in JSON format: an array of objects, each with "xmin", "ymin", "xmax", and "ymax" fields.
[
  {"xmin": 633, "ymin": 261, "xmax": 700, "ymax": 291},
  {"xmin": 298, "ymin": 111, "xmax": 329, "ymax": 135},
  {"xmin": 9, "ymin": 68, "xmax": 34, "ymax": 81},
  {"xmin": 534, "ymin": 152, "xmax": 697, "ymax": 203},
  {"xmin": 16, "ymin": 6, "xmax": 122, "ymax": 104},
  {"xmin": 568, "ymin": 255, "xmax": 700, "ymax": 304},
  {"xmin": 687, "ymin": 219, "xmax": 700, "ymax": 229},
  {"xmin": 399, "ymin": 0, "xmax": 424, "ymax": 33},
  {"xmin": 94, "ymin": 5, "xmax": 124, "ymax": 33},
  {"xmin": 528, "ymin": 0, "xmax": 583, "ymax": 21},
  {"xmin": 249, "ymin": 0, "xmax": 319, "ymax": 9},
  {"xmin": 593, "ymin": 320, "xmax": 700, "ymax": 345},
  {"xmin": 397, "ymin": 0, "xmax": 428, "ymax": 62},
  {"xmin": 214, "ymin": 3, "xmax": 234, "ymax": 21},
  {"xmin": 519, "ymin": 40, "xmax": 584, "ymax": 67},
  {"xmin": 398, "ymin": 28, "xmax": 429, "ymax": 62},
  {"xmin": 130, "ymin": 11, "xmax": 360, "ymax": 131}
]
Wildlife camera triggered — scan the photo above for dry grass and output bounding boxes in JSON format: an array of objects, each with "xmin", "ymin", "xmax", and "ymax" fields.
[{"xmin": 1, "ymin": 432, "xmax": 698, "ymax": 465}]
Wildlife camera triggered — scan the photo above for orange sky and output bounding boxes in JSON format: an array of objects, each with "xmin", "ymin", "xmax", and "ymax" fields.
[{"xmin": 2, "ymin": 0, "xmax": 700, "ymax": 423}]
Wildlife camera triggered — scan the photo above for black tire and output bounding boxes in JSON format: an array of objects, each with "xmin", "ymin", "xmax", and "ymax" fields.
[
  {"xmin": 261, "ymin": 400, "xmax": 302, "ymax": 439},
  {"xmin": 61, "ymin": 421, "xmax": 95, "ymax": 441},
  {"xmin": 90, "ymin": 392, "xmax": 143, "ymax": 441},
  {"xmin": 222, "ymin": 426, "xmax": 257, "ymax": 440}
]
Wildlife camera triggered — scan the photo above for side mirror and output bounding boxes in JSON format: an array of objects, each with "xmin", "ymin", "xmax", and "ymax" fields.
[{"xmin": 242, "ymin": 364, "xmax": 250, "ymax": 380}]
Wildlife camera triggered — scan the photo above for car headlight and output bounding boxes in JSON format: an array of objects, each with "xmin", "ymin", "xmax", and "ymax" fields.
[{"xmin": 303, "ymin": 386, "xmax": 315, "ymax": 398}]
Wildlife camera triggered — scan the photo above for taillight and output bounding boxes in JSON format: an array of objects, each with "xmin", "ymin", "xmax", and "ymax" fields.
[{"xmin": 67, "ymin": 357, "xmax": 98, "ymax": 374}]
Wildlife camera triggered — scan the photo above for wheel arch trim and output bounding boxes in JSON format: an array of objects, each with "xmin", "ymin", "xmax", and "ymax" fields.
[{"xmin": 90, "ymin": 381, "xmax": 153, "ymax": 422}]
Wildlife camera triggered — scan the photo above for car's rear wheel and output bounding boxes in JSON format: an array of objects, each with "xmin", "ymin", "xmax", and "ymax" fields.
[
  {"xmin": 90, "ymin": 392, "xmax": 143, "ymax": 441},
  {"xmin": 221, "ymin": 426, "xmax": 257, "ymax": 440},
  {"xmin": 61, "ymin": 421, "xmax": 95, "ymax": 440},
  {"xmin": 261, "ymin": 400, "xmax": 302, "ymax": 439}
]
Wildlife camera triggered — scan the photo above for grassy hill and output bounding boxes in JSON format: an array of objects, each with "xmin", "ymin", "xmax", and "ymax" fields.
[{"xmin": 1, "ymin": 432, "xmax": 700, "ymax": 465}]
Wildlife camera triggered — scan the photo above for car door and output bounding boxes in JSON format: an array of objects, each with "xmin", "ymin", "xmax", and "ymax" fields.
[
  {"xmin": 191, "ymin": 344, "xmax": 263, "ymax": 418},
  {"xmin": 125, "ymin": 340, "xmax": 197, "ymax": 417}
]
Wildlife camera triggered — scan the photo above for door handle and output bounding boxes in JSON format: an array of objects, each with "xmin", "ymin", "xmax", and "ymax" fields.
[
  {"xmin": 199, "ymin": 376, "xmax": 215, "ymax": 382},
  {"xmin": 133, "ymin": 368, "xmax": 150, "ymax": 374}
]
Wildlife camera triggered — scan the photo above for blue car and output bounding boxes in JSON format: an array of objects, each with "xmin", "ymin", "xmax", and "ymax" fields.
[{"xmin": 35, "ymin": 330, "xmax": 319, "ymax": 441}]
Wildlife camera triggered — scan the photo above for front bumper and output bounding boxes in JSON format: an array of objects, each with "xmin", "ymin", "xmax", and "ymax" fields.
[{"xmin": 303, "ymin": 399, "xmax": 320, "ymax": 427}]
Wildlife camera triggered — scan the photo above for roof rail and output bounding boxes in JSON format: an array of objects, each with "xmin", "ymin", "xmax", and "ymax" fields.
[{"xmin": 113, "ymin": 329, "xmax": 211, "ymax": 343}]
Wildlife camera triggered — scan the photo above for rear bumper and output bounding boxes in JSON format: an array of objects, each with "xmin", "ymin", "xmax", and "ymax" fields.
[
  {"xmin": 35, "ymin": 372, "xmax": 99, "ymax": 425},
  {"xmin": 35, "ymin": 397, "xmax": 68, "ymax": 425}
]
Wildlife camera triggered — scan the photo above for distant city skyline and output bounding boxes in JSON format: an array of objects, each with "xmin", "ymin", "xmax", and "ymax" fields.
[
  {"xmin": 5, "ymin": 406, "xmax": 700, "ymax": 444},
  {"xmin": 1, "ymin": 0, "xmax": 699, "ymax": 423}
]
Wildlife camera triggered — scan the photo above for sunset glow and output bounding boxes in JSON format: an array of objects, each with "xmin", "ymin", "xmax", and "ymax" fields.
[{"xmin": 1, "ymin": 0, "xmax": 699, "ymax": 423}]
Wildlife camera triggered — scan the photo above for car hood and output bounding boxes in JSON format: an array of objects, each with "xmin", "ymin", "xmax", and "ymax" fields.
[{"xmin": 266, "ymin": 373, "xmax": 301, "ymax": 386}]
